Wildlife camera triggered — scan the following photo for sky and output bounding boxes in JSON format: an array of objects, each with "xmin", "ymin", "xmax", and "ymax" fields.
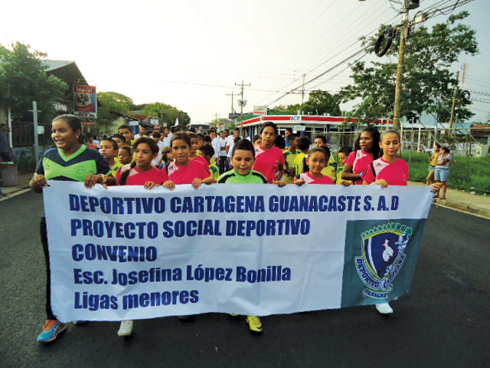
[{"xmin": 1, "ymin": 0, "xmax": 489, "ymax": 124}]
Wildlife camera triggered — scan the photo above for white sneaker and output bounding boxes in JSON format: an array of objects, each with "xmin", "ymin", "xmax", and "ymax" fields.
[
  {"xmin": 375, "ymin": 302, "xmax": 394, "ymax": 315},
  {"xmin": 117, "ymin": 320, "xmax": 133, "ymax": 336}
]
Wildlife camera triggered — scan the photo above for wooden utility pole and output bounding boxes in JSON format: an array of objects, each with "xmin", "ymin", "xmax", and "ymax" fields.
[
  {"xmin": 226, "ymin": 91, "xmax": 236, "ymax": 117},
  {"xmin": 301, "ymin": 73, "xmax": 306, "ymax": 104},
  {"xmin": 29, "ymin": 101, "xmax": 42, "ymax": 167},
  {"xmin": 393, "ymin": 1, "xmax": 410, "ymax": 130},
  {"xmin": 448, "ymin": 71, "xmax": 460, "ymax": 137},
  {"xmin": 234, "ymin": 80, "xmax": 251, "ymax": 118}
]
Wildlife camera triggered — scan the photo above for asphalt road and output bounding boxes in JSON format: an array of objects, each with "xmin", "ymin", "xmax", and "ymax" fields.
[{"xmin": 1, "ymin": 192, "xmax": 489, "ymax": 368}]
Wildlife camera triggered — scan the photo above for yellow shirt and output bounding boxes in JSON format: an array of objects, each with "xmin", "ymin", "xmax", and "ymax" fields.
[
  {"xmin": 293, "ymin": 153, "xmax": 307, "ymax": 178},
  {"xmin": 110, "ymin": 162, "xmax": 124, "ymax": 177},
  {"xmin": 335, "ymin": 166, "xmax": 351, "ymax": 185},
  {"xmin": 283, "ymin": 149, "xmax": 300, "ymax": 184},
  {"xmin": 321, "ymin": 165, "xmax": 336, "ymax": 182}
]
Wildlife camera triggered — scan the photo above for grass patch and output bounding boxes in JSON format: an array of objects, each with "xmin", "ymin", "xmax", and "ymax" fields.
[{"xmin": 402, "ymin": 151, "xmax": 490, "ymax": 194}]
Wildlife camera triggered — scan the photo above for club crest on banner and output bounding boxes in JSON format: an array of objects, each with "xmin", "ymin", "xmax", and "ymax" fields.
[{"xmin": 355, "ymin": 222, "xmax": 412, "ymax": 300}]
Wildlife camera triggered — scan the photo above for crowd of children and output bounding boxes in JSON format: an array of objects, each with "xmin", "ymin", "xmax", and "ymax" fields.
[{"xmin": 32, "ymin": 115, "xmax": 439, "ymax": 344}]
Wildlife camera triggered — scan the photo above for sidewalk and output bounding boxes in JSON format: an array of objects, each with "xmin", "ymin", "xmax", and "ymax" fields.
[
  {"xmin": 0, "ymin": 172, "xmax": 32, "ymax": 201},
  {"xmin": 408, "ymin": 181, "xmax": 490, "ymax": 219},
  {"xmin": 1, "ymin": 173, "xmax": 490, "ymax": 219}
]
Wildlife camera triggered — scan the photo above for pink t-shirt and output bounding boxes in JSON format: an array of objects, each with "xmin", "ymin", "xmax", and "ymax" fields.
[
  {"xmin": 363, "ymin": 157, "xmax": 409, "ymax": 186},
  {"xmin": 116, "ymin": 165, "xmax": 166, "ymax": 186},
  {"xmin": 253, "ymin": 144, "xmax": 285, "ymax": 184},
  {"xmin": 191, "ymin": 155, "xmax": 210, "ymax": 170},
  {"xmin": 165, "ymin": 159, "xmax": 210, "ymax": 184},
  {"xmin": 296, "ymin": 172, "xmax": 334, "ymax": 185},
  {"xmin": 346, "ymin": 150, "xmax": 374, "ymax": 185}
]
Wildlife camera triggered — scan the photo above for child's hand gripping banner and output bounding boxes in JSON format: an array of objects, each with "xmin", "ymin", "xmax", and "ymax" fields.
[{"xmin": 43, "ymin": 181, "xmax": 433, "ymax": 322}]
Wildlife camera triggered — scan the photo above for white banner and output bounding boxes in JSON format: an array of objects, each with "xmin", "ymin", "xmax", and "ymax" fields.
[{"xmin": 43, "ymin": 182, "xmax": 433, "ymax": 322}]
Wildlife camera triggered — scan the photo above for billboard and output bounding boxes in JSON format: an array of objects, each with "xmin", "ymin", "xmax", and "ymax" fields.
[{"xmin": 74, "ymin": 85, "xmax": 97, "ymax": 118}]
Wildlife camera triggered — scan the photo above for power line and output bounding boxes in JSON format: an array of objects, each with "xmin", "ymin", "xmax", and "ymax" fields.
[
  {"xmin": 253, "ymin": 11, "xmax": 401, "ymax": 107},
  {"xmin": 251, "ymin": 1, "xmax": 394, "ymax": 105},
  {"xmin": 264, "ymin": 48, "xmax": 368, "ymax": 108}
]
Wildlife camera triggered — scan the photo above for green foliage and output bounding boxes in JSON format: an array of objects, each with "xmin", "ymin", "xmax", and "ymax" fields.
[
  {"xmin": 342, "ymin": 12, "xmax": 479, "ymax": 123},
  {"xmin": 0, "ymin": 42, "xmax": 67, "ymax": 122},
  {"xmin": 402, "ymin": 151, "xmax": 490, "ymax": 194},
  {"xmin": 273, "ymin": 90, "xmax": 341, "ymax": 116},
  {"xmin": 141, "ymin": 102, "xmax": 190, "ymax": 129},
  {"xmin": 97, "ymin": 92, "xmax": 134, "ymax": 128}
]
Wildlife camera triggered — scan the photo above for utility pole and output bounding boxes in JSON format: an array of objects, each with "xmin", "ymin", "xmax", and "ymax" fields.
[
  {"xmin": 301, "ymin": 73, "xmax": 306, "ymax": 104},
  {"xmin": 234, "ymin": 80, "xmax": 251, "ymax": 118},
  {"xmin": 449, "ymin": 71, "xmax": 460, "ymax": 137},
  {"xmin": 393, "ymin": 0, "xmax": 410, "ymax": 130},
  {"xmin": 29, "ymin": 101, "xmax": 42, "ymax": 168},
  {"xmin": 226, "ymin": 91, "xmax": 236, "ymax": 117}
]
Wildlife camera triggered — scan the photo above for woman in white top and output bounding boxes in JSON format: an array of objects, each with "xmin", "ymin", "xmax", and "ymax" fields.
[{"xmin": 434, "ymin": 147, "xmax": 451, "ymax": 199}]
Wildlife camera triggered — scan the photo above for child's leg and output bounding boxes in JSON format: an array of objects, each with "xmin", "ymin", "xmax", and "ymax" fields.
[
  {"xmin": 441, "ymin": 181, "xmax": 447, "ymax": 199},
  {"xmin": 40, "ymin": 217, "xmax": 56, "ymax": 320}
]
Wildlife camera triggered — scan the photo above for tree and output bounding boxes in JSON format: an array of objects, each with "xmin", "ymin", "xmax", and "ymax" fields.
[
  {"xmin": 141, "ymin": 102, "xmax": 190, "ymax": 128},
  {"xmin": 97, "ymin": 92, "xmax": 134, "ymax": 129},
  {"xmin": 272, "ymin": 90, "xmax": 342, "ymax": 116},
  {"xmin": 302, "ymin": 90, "xmax": 342, "ymax": 116},
  {"xmin": 0, "ymin": 42, "xmax": 67, "ymax": 122},
  {"xmin": 341, "ymin": 12, "xmax": 478, "ymax": 123}
]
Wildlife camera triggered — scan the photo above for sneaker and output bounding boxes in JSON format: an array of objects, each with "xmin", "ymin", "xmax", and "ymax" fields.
[
  {"xmin": 37, "ymin": 320, "xmax": 66, "ymax": 343},
  {"xmin": 375, "ymin": 302, "xmax": 394, "ymax": 315},
  {"xmin": 246, "ymin": 316, "xmax": 263, "ymax": 334},
  {"xmin": 117, "ymin": 320, "xmax": 133, "ymax": 336}
]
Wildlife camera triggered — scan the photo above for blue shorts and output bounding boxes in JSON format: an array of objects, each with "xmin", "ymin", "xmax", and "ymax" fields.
[
  {"xmin": 429, "ymin": 166, "xmax": 435, "ymax": 172},
  {"xmin": 435, "ymin": 168, "xmax": 449, "ymax": 181}
]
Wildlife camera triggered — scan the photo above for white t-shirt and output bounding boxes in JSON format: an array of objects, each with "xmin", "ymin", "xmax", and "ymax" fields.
[
  {"xmin": 152, "ymin": 141, "xmax": 165, "ymax": 166},
  {"xmin": 226, "ymin": 136, "xmax": 236, "ymax": 158},
  {"xmin": 219, "ymin": 138, "xmax": 227, "ymax": 156},
  {"xmin": 212, "ymin": 137, "xmax": 221, "ymax": 158}
]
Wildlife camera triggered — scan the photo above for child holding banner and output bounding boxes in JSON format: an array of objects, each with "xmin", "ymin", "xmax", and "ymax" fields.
[
  {"xmin": 342, "ymin": 126, "xmax": 380, "ymax": 185},
  {"xmin": 116, "ymin": 137, "xmax": 165, "ymax": 188},
  {"xmin": 313, "ymin": 134, "xmax": 337, "ymax": 182},
  {"xmin": 99, "ymin": 138, "xmax": 123, "ymax": 177},
  {"xmin": 162, "ymin": 133, "xmax": 214, "ymax": 190},
  {"xmin": 362, "ymin": 129, "xmax": 444, "ymax": 315},
  {"xmin": 217, "ymin": 138, "xmax": 285, "ymax": 334},
  {"xmin": 253, "ymin": 122, "xmax": 285, "ymax": 184},
  {"xmin": 361, "ymin": 129, "xmax": 409, "ymax": 314},
  {"xmin": 115, "ymin": 137, "xmax": 166, "ymax": 336},
  {"xmin": 294, "ymin": 147, "xmax": 334, "ymax": 186},
  {"xmin": 30, "ymin": 114, "xmax": 114, "ymax": 344}
]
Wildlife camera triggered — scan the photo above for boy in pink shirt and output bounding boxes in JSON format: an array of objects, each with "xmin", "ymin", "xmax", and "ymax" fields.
[{"xmin": 163, "ymin": 132, "xmax": 214, "ymax": 190}]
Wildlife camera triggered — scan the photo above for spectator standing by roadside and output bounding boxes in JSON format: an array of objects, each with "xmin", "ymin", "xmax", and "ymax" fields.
[
  {"xmin": 434, "ymin": 147, "xmax": 451, "ymax": 199},
  {"xmin": 426, "ymin": 143, "xmax": 441, "ymax": 185},
  {"xmin": 0, "ymin": 124, "xmax": 12, "ymax": 162}
]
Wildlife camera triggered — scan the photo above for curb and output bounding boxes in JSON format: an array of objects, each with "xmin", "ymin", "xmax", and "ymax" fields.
[
  {"xmin": 0, "ymin": 187, "xmax": 30, "ymax": 202},
  {"xmin": 432, "ymin": 198, "xmax": 490, "ymax": 219}
]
